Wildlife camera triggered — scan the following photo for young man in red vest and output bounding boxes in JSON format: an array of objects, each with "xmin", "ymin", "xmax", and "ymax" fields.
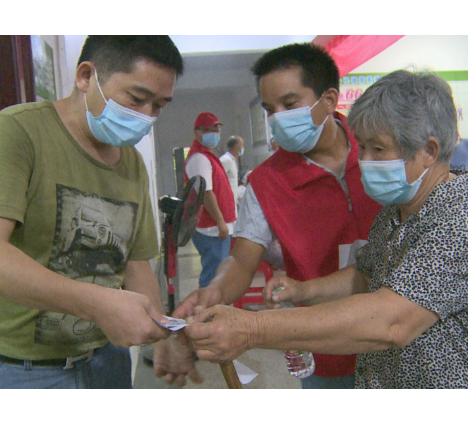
[
  {"xmin": 176, "ymin": 44, "xmax": 381, "ymax": 389},
  {"xmin": 185, "ymin": 112, "xmax": 236, "ymax": 288}
]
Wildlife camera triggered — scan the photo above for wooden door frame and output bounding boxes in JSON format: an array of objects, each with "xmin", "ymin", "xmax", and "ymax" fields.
[{"xmin": 0, "ymin": 35, "xmax": 36, "ymax": 110}]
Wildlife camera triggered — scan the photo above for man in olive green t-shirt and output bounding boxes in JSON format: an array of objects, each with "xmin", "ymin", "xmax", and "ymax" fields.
[{"xmin": 0, "ymin": 36, "xmax": 201, "ymax": 388}]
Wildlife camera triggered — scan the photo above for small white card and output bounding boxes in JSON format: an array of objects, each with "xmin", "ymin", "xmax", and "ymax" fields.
[{"xmin": 152, "ymin": 315, "xmax": 188, "ymax": 332}]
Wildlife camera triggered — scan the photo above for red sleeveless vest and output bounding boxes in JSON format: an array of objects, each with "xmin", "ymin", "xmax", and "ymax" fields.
[
  {"xmin": 185, "ymin": 140, "xmax": 236, "ymax": 228},
  {"xmin": 249, "ymin": 112, "xmax": 382, "ymax": 377}
]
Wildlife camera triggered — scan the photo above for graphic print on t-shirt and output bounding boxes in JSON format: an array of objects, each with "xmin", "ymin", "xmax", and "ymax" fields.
[{"xmin": 34, "ymin": 184, "xmax": 138, "ymax": 347}]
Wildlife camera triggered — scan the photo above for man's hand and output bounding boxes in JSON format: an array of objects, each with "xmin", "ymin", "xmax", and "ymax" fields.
[
  {"xmin": 93, "ymin": 289, "xmax": 170, "ymax": 348},
  {"xmin": 172, "ymin": 286, "xmax": 224, "ymax": 319},
  {"xmin": 217, "ymin": 221, "xmax": 229, "ymax": 240},
  {"xmin": 152, "ymin": 333, "xmax": 203, "ymax": 387},
  {"xmin": 263, "ymin": 275, "xmax": 308, "ymax": 309}
]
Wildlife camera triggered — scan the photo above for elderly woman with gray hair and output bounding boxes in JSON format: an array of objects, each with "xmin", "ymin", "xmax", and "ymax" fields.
[{"xmin": 184, "ymin": 70, "xmax": 467, "ymax": 389}]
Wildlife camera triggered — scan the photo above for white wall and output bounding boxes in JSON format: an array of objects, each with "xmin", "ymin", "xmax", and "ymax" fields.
[
  {"xmin": 350, "ymin": 35, "xmax": 468, "ymax": 138},
  {"xmin": 62, "ymin": 35, "xmax": 87, "ymax": 96},
  {"xmin": 353, "ymin": 35, "xmax": 468, "ymax": 72}
]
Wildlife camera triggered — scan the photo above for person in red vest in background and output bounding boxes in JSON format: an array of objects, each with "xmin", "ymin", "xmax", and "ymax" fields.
[
  {"xmin": 185, "ymin": 112, "xmax": 236, "ymax": 289},
  {"xmin": 176, "ymin": 43, "xmax": 381, "ymax": 389}
]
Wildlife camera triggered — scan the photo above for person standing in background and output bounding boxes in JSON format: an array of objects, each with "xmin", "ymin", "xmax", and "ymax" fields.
[
  {"xmin": 185, "ymin": 112, "xmax": 236, "ymax": 288},
  {"xmin": 220, "ymin": 135, "xmax": 244, "ymax": 209}
]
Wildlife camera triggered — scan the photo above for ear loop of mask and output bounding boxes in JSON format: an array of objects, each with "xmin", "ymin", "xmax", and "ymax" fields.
[
  {"xmin": 312, "ymin": 92, "xmax": 330, "ymax": 127},
  {"xmin": 403, "ymin": 159, "xmax": 430, "ymax": 183},
  {"xmin": 84, "ymin": 69, "xmax": 106, "ymax": 115}
]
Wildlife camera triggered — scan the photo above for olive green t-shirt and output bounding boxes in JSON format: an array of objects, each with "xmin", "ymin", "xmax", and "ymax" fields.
[{"xmin": 0, "ymin": 101, "xmax": 159, "ymax": 359}]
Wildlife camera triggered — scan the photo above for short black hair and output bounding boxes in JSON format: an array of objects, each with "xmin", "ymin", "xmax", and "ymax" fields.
[
  {"xmin": 77, "ymin": 35, "xmax": 183, "ymax": 82},
  {"xmin": 251, "ymin": 43, "xmax": 339, "ymax": 97}
]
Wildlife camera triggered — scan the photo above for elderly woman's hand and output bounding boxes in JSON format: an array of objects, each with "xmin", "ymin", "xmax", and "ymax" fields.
[{"xmin": 185, "ymin": 305, "xmax": 261, "ymax": 362}]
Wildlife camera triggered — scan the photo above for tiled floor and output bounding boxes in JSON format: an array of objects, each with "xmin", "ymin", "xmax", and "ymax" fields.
[{"xmin": 132, "ymin": 240, "xmax": 300, "ymax": 389}]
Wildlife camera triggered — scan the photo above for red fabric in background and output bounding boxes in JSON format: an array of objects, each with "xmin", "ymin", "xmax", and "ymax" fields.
[{"xmin": 313, "ymin": 35, "xmax": 405, "ymax": 77}]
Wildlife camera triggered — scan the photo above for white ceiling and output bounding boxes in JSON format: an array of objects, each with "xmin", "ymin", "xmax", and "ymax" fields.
[
  {"xmin": 172, "ymin": 36, "xmax": 315, "ymax": 92},
  {"xmin": 176, "ymin": 50, "xmax": 266, "ymax": 92},
  {"xmin": 169, "ymin": 35, "xmax": 316, "ymax": 53}
]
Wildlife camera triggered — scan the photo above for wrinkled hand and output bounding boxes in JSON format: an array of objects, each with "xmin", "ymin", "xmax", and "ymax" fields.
[
  {"xmin": 94, "ymin": 289, "xmax": 170, "ymax": 348},
  {"xmin": 185, "ymin": 305, "xmax": 259, "ymax": 362},
  {"xmin": 152, "ymin": 332, "xmax": 203, "ymax": 387},
  {"xmin": 263, "ymin": 275, "xmax": 306, "ymax": 309},
  {"xmin": 172, "ymin": 287, "xmax": 224, "ymax": 319}
]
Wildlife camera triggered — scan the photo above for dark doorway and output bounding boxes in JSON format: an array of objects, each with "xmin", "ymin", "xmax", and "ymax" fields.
[{"xmin": 0, "ymin": 35, "xmax": 35, "ymax": 110}]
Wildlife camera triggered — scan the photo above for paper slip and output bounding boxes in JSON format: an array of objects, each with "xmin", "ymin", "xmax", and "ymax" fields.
[
  {"xmin": 152, "ymin": 315, "xmax": 188, "ymax": 332},
  {"xmin": 233, "ymin": 360, "xmax": 258, "ymax": 385}
]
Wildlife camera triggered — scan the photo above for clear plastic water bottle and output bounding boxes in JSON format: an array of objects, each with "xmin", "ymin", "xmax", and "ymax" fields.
[
  {"xmin": 284, "ymin": 350, "xmax": 315, "ymax": 378},
  {"xmin": 273, "ymin": 287, "xmax": 316, "ymax": 379}
]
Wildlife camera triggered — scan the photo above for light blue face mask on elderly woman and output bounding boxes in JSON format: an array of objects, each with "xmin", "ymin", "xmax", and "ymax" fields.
[
  {"xmin": 359, "ymin": 159, "xmax": 429, "ymax": 206},
  {"xmin": 85, "ymin": 71, "xmax": 157, "ymax": 147}
]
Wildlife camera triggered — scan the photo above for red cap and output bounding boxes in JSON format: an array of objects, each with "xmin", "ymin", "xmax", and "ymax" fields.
[{"xmin": 194, "ymin": 112, "xmax": 223, "ymax": 129}]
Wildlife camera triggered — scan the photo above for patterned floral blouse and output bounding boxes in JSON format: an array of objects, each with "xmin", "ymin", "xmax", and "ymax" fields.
[{"xmin": 355, "ymin": 171, "xmax": 468, "ymax": 388}]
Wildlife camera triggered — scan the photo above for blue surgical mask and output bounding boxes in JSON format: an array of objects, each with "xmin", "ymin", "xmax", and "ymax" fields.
[
  {"xmin": 85, "ymin": 70, "xmax": 156, "ymax": 147},
  {"xmin": 359, "ymin": 159, "xmax": 429, "ymax": 206},
  {"xmin": 239, "ymin": 147, "xmax": 245, "ymax": 156},
  {"xmin": 201, "ymin": 132, "xmax": 220, "ymax": 149},
  {"xmin": 268, "ymin": 98, "xmax": 328, "ymax": 153}
]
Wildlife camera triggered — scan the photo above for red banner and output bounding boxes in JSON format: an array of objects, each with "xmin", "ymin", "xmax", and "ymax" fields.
[{"xmin": 313, "ymin": 35, "xmax": 405, "ymax": 77}]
